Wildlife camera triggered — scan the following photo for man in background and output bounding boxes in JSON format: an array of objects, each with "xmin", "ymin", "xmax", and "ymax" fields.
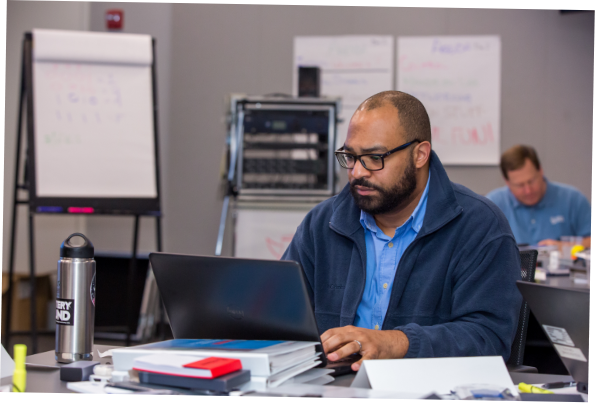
[{"xmin": 486, "ymin": 145, "xmax": 591, "ymax": 248}]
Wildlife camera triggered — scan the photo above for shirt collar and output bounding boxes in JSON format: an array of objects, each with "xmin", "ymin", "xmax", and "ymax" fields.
[{"xmin": 359, "ymin": 172, "xmax": 431, "ymax": 236}]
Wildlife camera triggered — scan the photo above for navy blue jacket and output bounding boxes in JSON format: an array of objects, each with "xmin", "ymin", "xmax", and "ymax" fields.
[{"xmin": 282, "ymin": 151, "xmax": 522, "ymax": 360}]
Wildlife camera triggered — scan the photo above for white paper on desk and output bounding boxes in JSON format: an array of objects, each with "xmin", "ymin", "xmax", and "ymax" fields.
[
  {"xmin": 351, "ymin": 356, "xmax": 518, "ymax": 397},
  {"xmin": 98, "ymin": 348, "xmax": 114, "ymax": 358},
  {"xmin": 1, "ymin": 344, "xmax": 15, "ymax": 378}
]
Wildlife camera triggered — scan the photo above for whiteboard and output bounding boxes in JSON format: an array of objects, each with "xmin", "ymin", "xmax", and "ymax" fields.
[
  {"xmin": 397, "ymin": 36, "xmax": 501, "ymax": 165},
  {"xmin": 234, "ymin": 209, "xmax": 309, "ymax": 260},
  {"xmin": 31, "ymin": 29, "xmax": 157, "ymax": 199},
  {"xmin": 293, "ymin": 36, "xmax": 394, "ymax": 148}
]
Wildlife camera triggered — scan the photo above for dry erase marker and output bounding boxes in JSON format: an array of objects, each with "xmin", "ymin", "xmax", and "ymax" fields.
[
  {"xmin": 542, "ymin": 381, "xmax": 577, "ymax": 389},
  {"xmin": 68, "ymin": 207, "xmax": 95, "ymax": 214}
]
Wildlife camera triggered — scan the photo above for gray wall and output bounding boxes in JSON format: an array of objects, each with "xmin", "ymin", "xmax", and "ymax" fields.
[
  {"xmin": 3, "ymin": 1, "xmax": 90, "ymax": 274},
  {"xmin": 3, "ymin": 4, "xmax": 593, "ymax": 268},
  {"xmin": 85, "ymin": 2, "xmax": 173, "ymax": 255},
  {"xmin": 166, "ymin": 5, "xmax": 593, "ymax": 257}
]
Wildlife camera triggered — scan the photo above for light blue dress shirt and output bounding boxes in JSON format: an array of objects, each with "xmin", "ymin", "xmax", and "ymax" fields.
[
  {"xmin": 354, "ymin": 173, "xmax": 430, "ymax": 330},
  {"xmin": 486, "ymin": 179, "xmax": 591, "ymax": 245}
]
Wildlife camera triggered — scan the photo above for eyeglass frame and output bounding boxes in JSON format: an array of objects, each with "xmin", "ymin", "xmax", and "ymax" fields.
[{"xmin": 334, "ymin": 139, "xmax": 421, "ymax": 171}]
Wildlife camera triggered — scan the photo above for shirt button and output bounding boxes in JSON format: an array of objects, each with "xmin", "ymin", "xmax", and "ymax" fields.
[
  {"xmin": 388, "ymin": 242, "xmax": 394, "ymax": 248},
  {"xmin": 374, "ymin": 324, "xmax": 379, "ymax": 330},
  {"xmin": 383, "ymin": 283, "xmax": 388, "ymax": 289},
  {"xmin": 531, "ymin": 219, "xmax": 536, "ymax": 224}
]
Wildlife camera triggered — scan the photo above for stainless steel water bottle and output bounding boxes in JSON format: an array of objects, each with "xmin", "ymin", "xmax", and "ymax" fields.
[{"xmin": 55, "ymin": 233, "xmax": 96, "ymax": 363}]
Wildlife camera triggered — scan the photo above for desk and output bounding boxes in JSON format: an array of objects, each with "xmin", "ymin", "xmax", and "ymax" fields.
[
  {"xmin": 540, "ymin": 275, "xmax": 589, "ymax": 290},
  {"xmin": 525, "ymin": 274, "xmax": 588, "ymax": 374},
  {"xmin": 0, "ymin": 345, "xmax": 585, "ymax": 399},
  {"xmin": 2, "ymin": 344, "xmax": 351, "ymax": 392}
]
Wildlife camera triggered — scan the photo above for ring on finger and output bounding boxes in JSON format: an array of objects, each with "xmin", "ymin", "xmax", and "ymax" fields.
[{"xmin": 353, "ymin": 339, "xmax": 362, "ymax": 353}]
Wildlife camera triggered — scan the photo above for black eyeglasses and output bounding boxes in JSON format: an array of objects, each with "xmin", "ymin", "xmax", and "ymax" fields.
[{"xmin": 334, "ymin": 140, "xmax": 420, "ymax": 171}]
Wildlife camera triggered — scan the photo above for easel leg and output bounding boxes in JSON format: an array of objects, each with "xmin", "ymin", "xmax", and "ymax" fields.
[
  {"xmin": 28, "ymin": 213, "xmax": 37, "ymax": 354},
  {"xmin": 3, "ymin": 192, "xmax": 19, "ymax": 350},
  {"xmin": 3, "ymin": 39, "xmax": 27, "ymax": 349},
  {"xmin": 125, "ymin": 215, "xmax": 140, "ymax": 346},
  {"xmin": 155, "ymin": 216, "xmax": 162, "ymax": 252},
  {"xmin": 154, "ymin": 215, "xmax": 167, "ymax": 341}
]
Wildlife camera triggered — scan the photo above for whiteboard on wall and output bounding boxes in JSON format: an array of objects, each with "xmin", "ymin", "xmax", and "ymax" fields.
[
  {"xmin": 234, "ymin": 209, "xmax": 310, "ymax": 260},
  {"xmin": 293, "ymin": 36, "xmax": 394, "ymax": 148},
  {"xmin": 31, "ymin": 29, "xmax": 158, "ymax": 202},
  {"xmin": 397, "ymin": 36, "xmax": 501, "ymax": 165}
]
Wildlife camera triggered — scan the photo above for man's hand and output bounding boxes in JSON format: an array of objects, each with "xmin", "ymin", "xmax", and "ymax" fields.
[
  {"xmin": 538, "ymin": 239, "xmax": 561, "ymax": 248},
  {"xmin": 320, "ymin": 325, "xmax": 410, "ymax": 371}
]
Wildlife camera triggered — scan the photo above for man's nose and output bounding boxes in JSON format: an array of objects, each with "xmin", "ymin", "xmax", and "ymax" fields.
[{"xmin": 351, "ymin": 159, "xmax": 370, "ymax": 179}]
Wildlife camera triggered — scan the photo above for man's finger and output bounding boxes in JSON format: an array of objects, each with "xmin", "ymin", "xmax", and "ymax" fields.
[
  {"xmin": 322, "ymin": 329, "xmax": 358, "ymax": 354},
  {"xmin": 320, "ymin": 327, "xmax": 341, "ymax": 343},
  {"xmin": 322, "ymin": 333, "xmax": 350, "ymax": 354},
  {"xmin": 327, "ymin": 339, "xmax": 362, "ymax": 361},
  {"xmin": 351, "ymin": 356, "xmax": 365, "ymax": 372}
]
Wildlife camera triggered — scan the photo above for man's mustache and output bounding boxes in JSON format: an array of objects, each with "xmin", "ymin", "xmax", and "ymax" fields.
[{"xmin": 350, "ymin": 178, "xmax": 383, "ymax": 193}]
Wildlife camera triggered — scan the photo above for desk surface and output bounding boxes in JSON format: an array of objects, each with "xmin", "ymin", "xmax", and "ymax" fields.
[
  {"xmin": 1, "ymin": 345, "xmax": 580, "ymax": 397},
  {"xmin": 541, "ymin": 275, "xmax": 589, "ymax": 289}
]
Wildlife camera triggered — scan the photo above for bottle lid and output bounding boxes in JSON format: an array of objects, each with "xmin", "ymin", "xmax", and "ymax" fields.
[{"xmin": 60, "ymin": 233, "xmax": 94, "ymax": 258}]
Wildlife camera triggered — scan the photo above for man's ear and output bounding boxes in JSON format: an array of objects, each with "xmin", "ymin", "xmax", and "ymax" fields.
[{"xmin": 414, "ymin": 141, "xmax": 431, "ymax": 169}]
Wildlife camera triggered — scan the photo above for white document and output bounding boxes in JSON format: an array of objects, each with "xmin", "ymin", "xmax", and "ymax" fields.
[
  {"xmin": 1, "ymin": 344, "xmax": 15, "ymax": 379},
  {"xmin": 397, "ymin": 36, "xmax": 501, "ymax": 165},
  {"xmin": 294, "ymin": 36, "xmax": 394, "ymax": 148},
  {"xmin": 351, "ymin": 356, "xmax": 518, "ymax": 397},
  {"xmin": 553, "ymin": 344, "xmax": 587, "ymax": 362},
  {"xmin": 542, "ymin": 325, "xmax": 575, "ymax": 346}
]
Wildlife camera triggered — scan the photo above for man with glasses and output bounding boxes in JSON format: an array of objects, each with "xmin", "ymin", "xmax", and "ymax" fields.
[
  {"xmin": 282, "ymin": 91, "xmax": 522, "ymax": 371},
  {"xmin": 486, "ymin": 145, "xmax": 591, "ymax": 248}
]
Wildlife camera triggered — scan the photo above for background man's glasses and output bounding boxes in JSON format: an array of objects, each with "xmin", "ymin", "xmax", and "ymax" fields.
[{"xmin": 335, "ymin": 140, "xmax": 420, "ymax": 171}]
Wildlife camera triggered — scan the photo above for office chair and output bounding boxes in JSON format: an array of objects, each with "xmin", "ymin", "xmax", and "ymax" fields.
[{"xmin": 506, "ymin": 249, "xmax": 538, "ymax": 373}]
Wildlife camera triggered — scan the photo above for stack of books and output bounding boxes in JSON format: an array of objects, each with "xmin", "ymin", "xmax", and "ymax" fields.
[
  {"xmin": 112, "ymin": 339, "xmax": 331, "ymax": 389},
  {"xmin": 133, "ymin": 355, "xmax": 250, "ymax": 392}
]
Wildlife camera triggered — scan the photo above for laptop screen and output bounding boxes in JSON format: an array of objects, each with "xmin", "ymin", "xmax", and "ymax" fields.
[{"xmin": 149, "ymin": 253, "xmax": 322, "ymax": 344}]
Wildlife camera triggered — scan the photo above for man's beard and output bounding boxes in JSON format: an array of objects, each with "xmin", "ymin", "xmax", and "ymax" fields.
[{"xmin": 349, "ymin": 154, "xmax": 418, "ymax": 215}]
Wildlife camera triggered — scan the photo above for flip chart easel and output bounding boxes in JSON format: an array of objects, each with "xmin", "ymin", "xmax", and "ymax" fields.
[{"xmin": 3, "ymin": 30, "xmax": 163, "ymax": 353}]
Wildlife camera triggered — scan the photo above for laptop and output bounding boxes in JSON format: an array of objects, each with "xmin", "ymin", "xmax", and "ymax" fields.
[
  {"xmin": 516, "ymin": 281, "xmax": 589, "ymax": 393},
  {"xmin": 149, "ymin": 253, "xmax": 361, "ymax": 373}
]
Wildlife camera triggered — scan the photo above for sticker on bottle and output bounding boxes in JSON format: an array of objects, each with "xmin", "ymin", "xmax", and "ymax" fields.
[
  {"xmin": 56, "ymin": 298, "xmax": 75, "ymax": 326},
  {"xmin": 90, "ymin": 273, "xmax": 96, "ymax": 306},
  {"xmin": 553, "ymin": 344, "xmax": 587, "ymax": 362},
  {"xmin": 542, "ymin": 325, "xmax": 575, "ymax": 346}
]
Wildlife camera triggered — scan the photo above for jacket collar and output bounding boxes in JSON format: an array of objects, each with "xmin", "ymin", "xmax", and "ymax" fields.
[{"xmin": 329, "ymin": 150, "xmax": 462, "ymax": 239}]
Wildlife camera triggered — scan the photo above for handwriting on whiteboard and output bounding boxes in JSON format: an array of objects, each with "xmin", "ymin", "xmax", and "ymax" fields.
[
  {"xmin": 397, "ymin": 36, "xmax": 501, "ymax": 165},
  {"xmin": 40, "ymin": 63, "xmax": 127, "ymax": 145}
]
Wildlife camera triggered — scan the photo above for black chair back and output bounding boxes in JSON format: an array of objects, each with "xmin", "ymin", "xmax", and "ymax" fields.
[{"xmin": 507, "ymin": 249, "xmax": 538, "ymax": 366}]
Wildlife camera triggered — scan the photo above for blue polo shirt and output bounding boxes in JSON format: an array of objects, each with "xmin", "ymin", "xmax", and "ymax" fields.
[
  {"xmin": 354, "ymin": 173, "xmax": 430, "ymax": 330},
  {"xmin": 485, "ymin": 180, "xmax": 591, "ymax": 245}
]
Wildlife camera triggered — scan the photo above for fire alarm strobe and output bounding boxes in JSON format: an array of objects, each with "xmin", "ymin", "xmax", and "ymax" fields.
[{"xmin": 106, "ymin": 9, "xmax": 123, "ymax": 30}]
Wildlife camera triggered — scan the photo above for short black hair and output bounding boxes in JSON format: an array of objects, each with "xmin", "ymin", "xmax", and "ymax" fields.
[{"xmin": 356, "ymin": 91, "xmax": 432, "ymax": 144}]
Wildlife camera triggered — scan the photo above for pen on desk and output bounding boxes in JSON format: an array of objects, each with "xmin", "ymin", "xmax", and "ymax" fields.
[
  {"xmin": 542, "ymin": 381, "xmax": 577, "ymax": 389},
  {"xmin": 518, "ymin": 382, "xmax": 554, "ymax": 394}
]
